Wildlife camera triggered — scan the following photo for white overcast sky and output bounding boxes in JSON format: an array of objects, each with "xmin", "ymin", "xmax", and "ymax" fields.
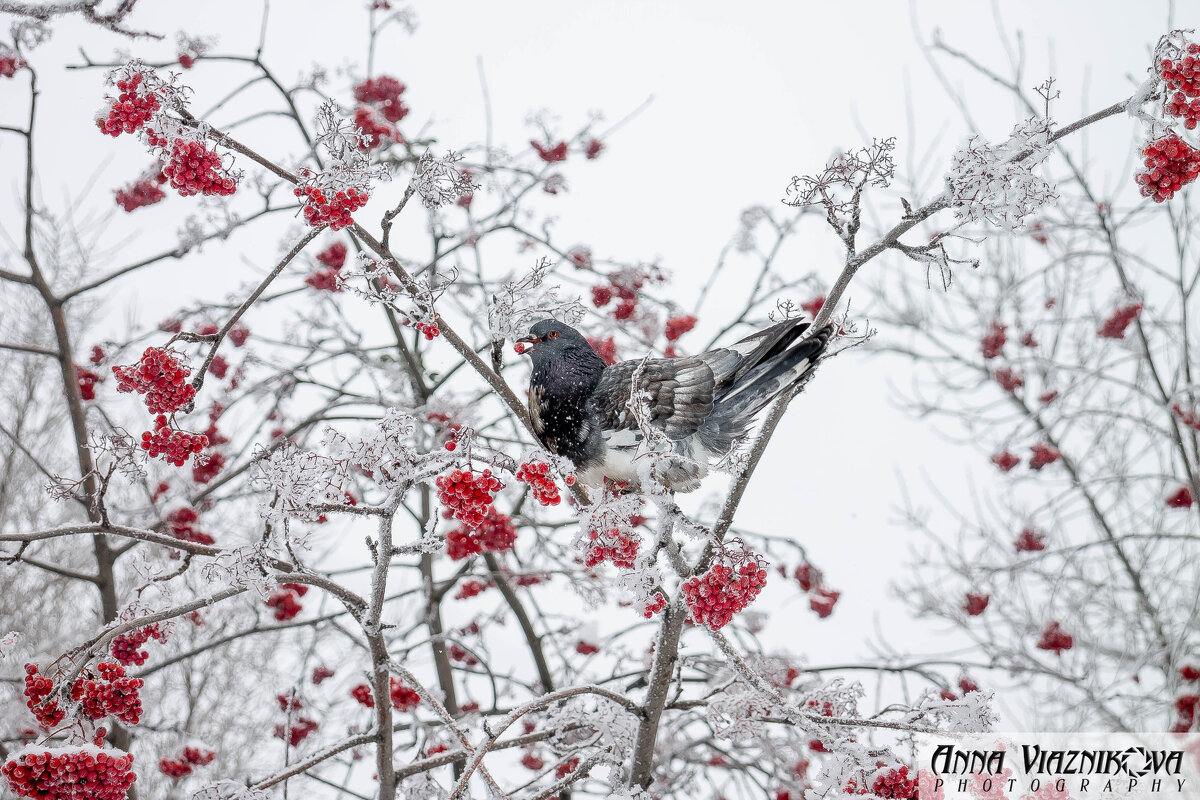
[{"xmin": 2, "ymin": 0, "xmax": 1187, "ymax": 726}]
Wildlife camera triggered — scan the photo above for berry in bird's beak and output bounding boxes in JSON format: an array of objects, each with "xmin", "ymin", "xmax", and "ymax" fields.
[{"xmin": 515, "ymin": 334, "xmax": 540, "ymax": 354}]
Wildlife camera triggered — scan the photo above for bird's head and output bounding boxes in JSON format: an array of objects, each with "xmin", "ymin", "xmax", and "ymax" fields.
[{"xmin": 516, "ymin": 319, "xmax": 601, "ymax": 366}]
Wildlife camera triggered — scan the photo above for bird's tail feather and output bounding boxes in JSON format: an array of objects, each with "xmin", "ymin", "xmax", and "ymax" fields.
[{"xmin": 705, "ymin": 323, "xmax": 833, "ymax": 442}]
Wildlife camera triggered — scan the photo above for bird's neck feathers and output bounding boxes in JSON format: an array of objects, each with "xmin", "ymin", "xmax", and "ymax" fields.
[{"xmin": 531, "ymin": 346, "xmax": 605, "ymax": 401}]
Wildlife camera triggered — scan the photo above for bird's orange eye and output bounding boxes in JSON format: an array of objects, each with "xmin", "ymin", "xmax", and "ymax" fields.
[{"xmin": 548, "ymin": 331, "xmax": 559, "ymax": 339}]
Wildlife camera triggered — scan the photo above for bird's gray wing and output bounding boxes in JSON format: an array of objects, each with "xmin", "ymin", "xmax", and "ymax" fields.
[{"xmin": 589, "ymin": 357, "xmax": 716, "ymax": 440}]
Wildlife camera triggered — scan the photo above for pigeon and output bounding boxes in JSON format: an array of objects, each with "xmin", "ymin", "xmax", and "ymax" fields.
[{"xmin": 516, "ymin": 317, "xmax": 833, "ymax": 492}]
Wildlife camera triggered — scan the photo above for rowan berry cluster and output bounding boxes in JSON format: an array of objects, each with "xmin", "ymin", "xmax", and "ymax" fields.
[
  {"xmin": 1036, "ymin": 621, "xmax": 1074, "ymax": 653},
  {"xmin": 389, "ymin": 679, "xmax": 420, "ymax": 711},
  {"xmin": 590, "ymin": 267, "xmax": 658, "ymax": 321},
  {"xmin": 963, "ymin": 593, "xmax": 990, "ymax": 616},
  {"xmin": 266, "ymin": 584, "xmax": 308, "ymax": 621},
  {"xmin": 454, "ymin": 579, "xmax": 491, "ymax": 600},
  {"xmin": 990, "ymin": 451, "xmax": 1020, "ymax": 472},
  {"xmin": 844, "ymin": 765, "xmax": 919, "ymax": 799},
  {"xmin": 354, "ymin": 105, "xmax": 397, "ymax": 150},
  {"xmin": 980, "ymin": 321, "xmax": 1006, "ymax": 360},
  {"xmin": 75, "ymin": 366, "xmax": 102, "ymax": 401},
  {"xmin": 23, "ymin": 664, "xmax": 65, "ymax": 728},
  {"xmin": 682, "ymin": 551, "xmax": 769, "ymax": 630},
  {"xmin": 521, "ymin": 752, "xmax": 546, "ymax": 771},
  {"xmin": 575, "ymin": 641, "xmax": 600, "ymax": 655},
  {"xmin": 96, "ymin": 71, "xmax": 159, "ymax": 136},
  {"xmin": 445, "ymin": 510, "xmax": 517, "ymax": 560},
  {"xmin": 274, "ymin": 717, "xmax": 318, "ymax": 746},
  {"xmin": 1028, "ymin": 442, "xmax": 1061, "ymax": 470},
  {"xmin": 141, "ymin": 415, "xmax": 208, "ymax": 467},
  {"xmin": 305, "ymin": 241, "xmax": 348, "ymax": 291},
  {"xmin": 642, "ymin": 591, "xmax": 668, "ymax": 618},
  {"xmin": 1014, "ymin": 528, "xmax": 1047, "ymax": 552},
  {"xmin": 415, "ymin": 321, "xmax": 440, "ymax": 340},
  {"xmin": 1165, "ymin": 91, "xmax": 1200, "ymax": 130},
  {"xmin": 1167, "ymin": 486, "xmax": 1194, "ymax": 508},
  {"xmin": 448, "ymin": 643, "xmax": 478, "ymax": 665},
  {"xmin": 114, "ymin": 173, "xmax": 167, "ymax": 212},
  {"xmin": 664, "ymin": 315, "xmax": 697, "ymax": 342},
  {"xmin": 113, "ymin": 347, "xmax": 195, "ymax": 414},
  {"xmin": 350, "ymin": 684, "xmax": 374, "ymax": 707},
  {"xmin": 110, "ymin": 625, "xmax": 165, "ymax": 666},
  {"xmin": 165, "ymin": 507, "xmax": 215, "ymax": 545},
  {"xmin": 585, "ymin": 138, "xmax": 604, "ymax": 159},
  {"xmin": 312, "ymin": 665, "xmax": 335, "ymax": 684},
  {"xmin": 587, "ymin": 336, "xmax": 618, "ymax": 366},
  {"xmin": 1135, "ymin": 135, "xmax": 1200, "ymax": 202},
  {"xmin": 1175, "ymin": 666, "xmax": 1200, "ymax": 732},
  {"xmin": 582, "ymin": 526, "xmax": 640, "ymax": 569},
  {"xmin": 295, "ymin": 184, "xmax": 369, "ymax": 231},
  {"xmin": 516, "ymin": 460, "xmax": 562, "ymax": 506},
  {"xmin": 994, "ymin": 367, "xmax": 1024, "ymax": 393},
  {"xmin": 71, "ymin": 662, "xmax": 143, "ymax": 725},
  {"xmin": 3, "ymin": 747, "xmax": 137, "ymax": 800},
  {"xmin": 436, "ymin": 468, "xmax": 504, "ymax": 527},
  {"xmin": 158, "ymin": 746, "xmax": 214, "ymax": 779},
  {"xmin": 1097, "ymin": 303, "xmax": 1143, "ymax": 338},
  {"xmin": 150, "ymin": 136, "xmax": 237, "ymax": 197},
  {"xmin": 801, "ymin": 295, "xmax": 825, "ymax": 318},
  {"xmin": 0, "ymin": 55, "xmax": 26, "ymax": 77},
  {"xmin": 792, "ymin": 562, "xmax": 841, "ymax": 618},
  {"xmin": 531, "ymin": 140, "xmax": 567, "ymax": 162},
  {"xmin": 354, "ymin": 76, "xmax": 410, "ymax": 124}
]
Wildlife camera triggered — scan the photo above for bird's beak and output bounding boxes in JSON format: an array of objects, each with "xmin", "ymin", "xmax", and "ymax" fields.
[{"xmin": 515, "ymin": 334, "xmax": 541, "ymax": 354}]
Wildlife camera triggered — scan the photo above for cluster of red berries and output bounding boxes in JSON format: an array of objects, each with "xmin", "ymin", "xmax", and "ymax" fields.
[
  {"xmin": 97, "ymin": 71, "xmax": 159, "ymax": 136},
  {"xmin": 585, "ymin": 139, "xmax": 604, "ymax": 159},
  {"xmin": 354, "ymin": 76, "xmax": 410, "ymax": 124},
  {"xmin": 844, "ymin": 765, "xmax": 920, "ymax": 799},
  {"xmin": 531, "ymin": 140, "xmax": 568, "ymax": 163},
  {"xmin": 1172, "ymin": 403, "xmax": 1200, "ymax": 431},
  {"xmin": 142, "ymin": 415, "xmax": 208, "ymax": 467},
  {"xmin": 642, "ymin": 591, "xmax": 668, "ymax": 618},
  {"xmin": 266, "ymin": 583, "xmax": 308, "ymax": 621},
  {"xmin": 454, "ymin": 579, "xmax": 491, "ymax": 600},
  {"xmin": 682, "ymin": 552, "xmax": 769, "ymax": 630},
  {"xmin": 980, "ymin": 322, "xmax": 1006, "ymax": 360},
  {"xmin": 1174, "ymin": 665, "xmax": 1200, "ymax": 732},
  {"xmin": 568, "ymin": 247, "xmax": 592, "ymax": 269},
  {"xmin": 229, "ymin": 325, "xmax": 250, "ymax": 347},
  {"xmin": 295, "ymin": 184, "xmax": 368, "ymax": 231},
  {"xmin": 3, "ymin": 747, "xmax": 137, "ymax": 800},
  {"xmin": 964, "ymin": 593, "xmax": 990, "ymax": 616},
  {"xmin": 312, "ymin": 665, "xmax": 335, "ymax": 684},
  {"xmin": 1167, "ymin": 486, "xmax": 1194, "ymax": 508},
  {"xmin": 353, "ymin": 105, "xmax": 398, "ymax": 150},
  {"xmin": 448, "ymin": 643, "xmax": 478, "ymax": 665},
  {"xmin": 994, "ymin": 367, "xmax": 1023, "ymax": 394},
  {"xmin": 555, "ymin": 758, "xmax": 581, "ymax": 778},
  {"xmin": 583, "ymin": 527, "xmax": 640, "ymax": 569},
  {"xmin": 575, "ymin": 641, "xmax": 600, "ymax": 656},
  {"xmin": 274, "ymin": 717, "xmax": 318, "ymax": 747},
  {"xmin": 307, "ymin": 244, "xmax": 346, "ymax": 290},
  {"xmin": 0, "ymin": 55, "xmax": 26, "ymax": 78},
  {"xmin": 115, "ymin": 173, "xmax": 167, "ymax": 212},
  {"xmin": 445, "ymin": 510, "xmax": 517, "ymax": 560},
  {"xmin": 349, "ymin": 678, "xmax": 420, "ymax": 711},
  {"xmin": 801, "ymin": 295, "xmax": 825, "ymax": 318},
  {"xmin": 990, "ymin": 451, "xmax": 1020, "ymax": 472},
  {"xmin": 1097, "ymin": 303, "xmax": 1143, "ymax": 339},
  {"xmin": 516, "ymin": 460, "xmax": 563, "ymax": 506},
  {"xmin": 1136, "ymin": 135, "xmax": 1200, "ymax": 202},
  {"xmin": 521, "ymin": 752, "xmax": 546, "ymax": 771},
  {"xmin": 1036, "ymin": 621, "xmax": 1074, "ymax": 654},
  {"xmin": 1028, "ymin": 442, "xmax": 1061, "ymax": 470},
  {"xmin": 590, "ymin": 268, "xmax": 656, "ymax": 321},
  {"xmin": 664, "ymin": 315, "xmax": 697, "ymax": 342},
  {"xmin": 1014, "ymin": 528, "xmax": 1047, "ymax": 552},
  {"xmin": 68, "ymin": 662, "xmax": 143, "ymax": 725},
  {"xmin": 151, "ymin": 137, "xmax": 237, "ymax": 197},
  {"xmin": 192, "ymin": 450, "xmax": 226, "ymax": 485},
  {"xmin": 113, "ymin": 347, "xmax": 195, "ymax": 414},
  {"xmin": 164, "ymin": 507, "xmax": 215, "ymax": 545},
  {"xmin": 436, "ymin": 468, "xmax": 504, "ymax": 528},
  {"xmin": 415, "ymin": 321, "xmax": 440, "ymax": 340},
  {"xmin": 110, "ymin": 624, "xmax": 165, "ymax": 666},
  {"xmin": 75, "ymin": 366, "xmax": 103, "ymax": 401},
  {"xmin": 1161, "ymin": 43, "xmax": 1200, "ymax": 94},
  {"xmin": 23, "ymin": 664, "xmax": 65, "ymax": 728},
  {"xmin": 792, "ymin": 562, "xmax": 840, "ymax": 618},
  {"xmin": 587, "ymin": 336, "xmax": 618, "ymax": 366},
  {"xmin": 1165, "ymin": 92, "xmax": 1200, "ymax": 130},
  {"xmin": 158, "ymin": 746, "xmax": 214, "ymax": 779}
]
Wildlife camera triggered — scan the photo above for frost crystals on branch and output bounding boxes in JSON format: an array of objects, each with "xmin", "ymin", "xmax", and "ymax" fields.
[
  {"xmin": 784, "ymin": 138, "xmax": 896, "ymax": 235},
  {"xmin": 488, "ymin": 256, "xmax": 585, "ymax": 344},
  {"xmin": 947, "ymin": 116, "xmax": 1057, "ymax": 231},
  {"xmin": 414, "ymin": 150, "xmax": 476, "ymax": 209}
]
